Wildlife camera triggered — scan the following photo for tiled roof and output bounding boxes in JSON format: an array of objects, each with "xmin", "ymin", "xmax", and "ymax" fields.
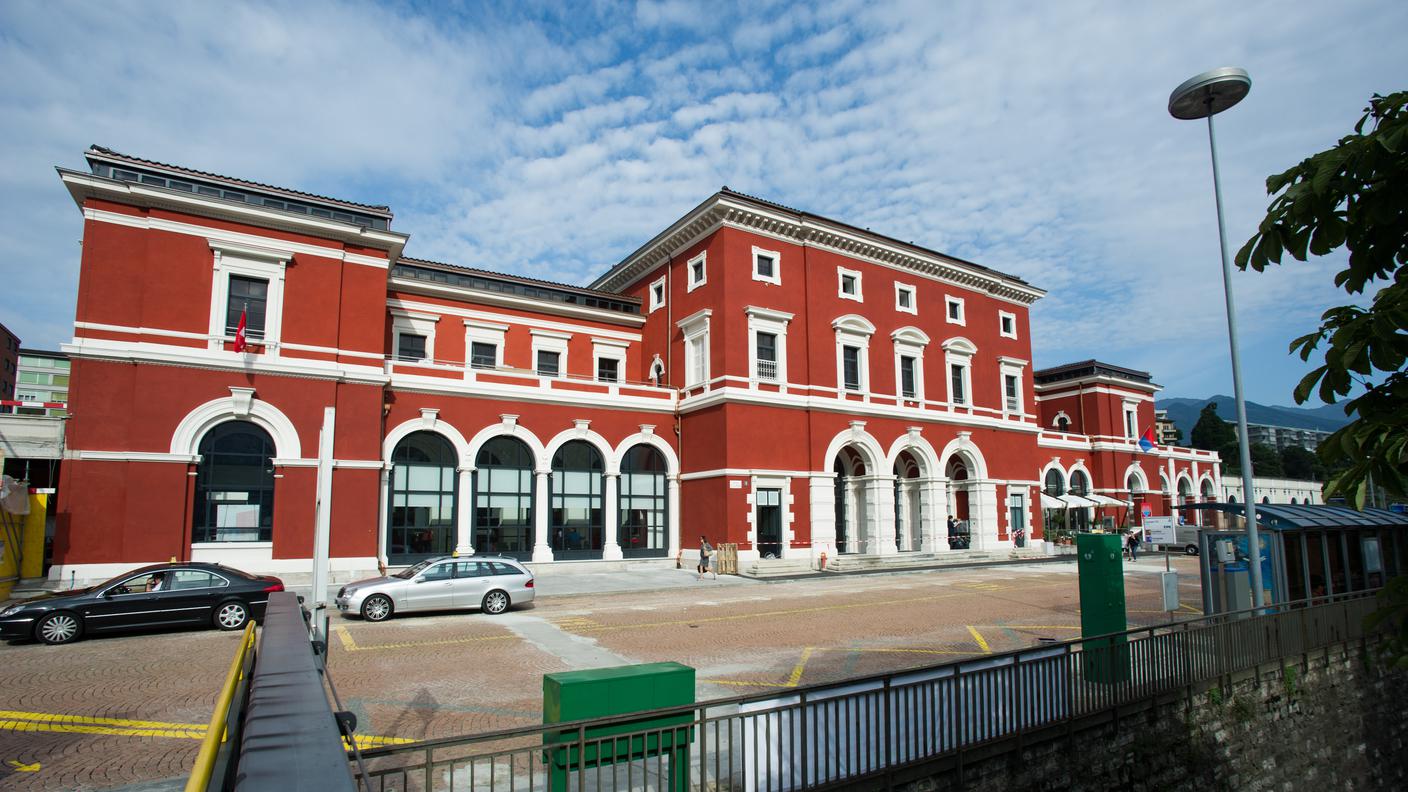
[
  {"xmin": 86, "ymin": 145, "xmax": 393, "ymax": 217},
  {"xmin": 397, "ymin": 257, "xmax": 641, "ymax": 303}
]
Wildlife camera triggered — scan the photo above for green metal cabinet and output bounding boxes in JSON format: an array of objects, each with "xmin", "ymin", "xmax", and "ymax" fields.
[
  {"xmin": 543, "ymin": 662, "xmax": 695, "ymax": 792},
  {"xmin": 1077, "ymin": 533, "xmax": 1130, "ymax": 683}
]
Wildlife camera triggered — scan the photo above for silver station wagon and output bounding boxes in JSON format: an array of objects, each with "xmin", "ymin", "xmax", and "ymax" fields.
[{"xmin": 335, "ymin": 555, "xmax": 535, "ymax": 621}]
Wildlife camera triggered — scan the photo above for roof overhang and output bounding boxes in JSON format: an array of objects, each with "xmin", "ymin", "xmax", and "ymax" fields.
[
  {"xmin": 590, "ymin": 191, "xmax": 1046, "ymax": 305},
  {"xmin": 57, "ymin": 168, "xmax": 409, "ymax": 259}
]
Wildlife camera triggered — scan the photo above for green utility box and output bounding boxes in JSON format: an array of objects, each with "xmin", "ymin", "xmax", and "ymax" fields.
[
  {"xmin": 1077, "ymin": 533, "xmax": 1130, "ymax": 683},
  {"xmin": 543, "ymin": 662, "xmax": 695, "ymax": 792}
]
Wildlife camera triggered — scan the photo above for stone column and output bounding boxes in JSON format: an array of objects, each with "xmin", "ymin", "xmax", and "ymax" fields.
[
  {"xmin": 922, "ymin": 477, "xmax": 950, "ymax": 553},
  {"xmin": 969, "ymin": 480, "xmax": 1001, "ymax": 550},
  {"xmin": 455, "ymin": 467, "xmax": 475, "ymax": 556},
  {"xmin": 603, "ymin": 472, "xmax": 623, "ymax": 560},
  {"xmin": 869, "ymin": 474, "xmax": 898, "ymax": 556},
  {"xmin": 532, "ymin": 470, "xmax": 553, "ymax": 563},
  {"xmin": 809, "ymin": 474, "xmax": 837, "ymax": 567},
  {"xmin": 667, "ymin": 476, "xmax": 682, "ymax": 560}
]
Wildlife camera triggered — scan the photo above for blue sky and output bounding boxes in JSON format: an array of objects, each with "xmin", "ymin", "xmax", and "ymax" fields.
[{"xmin": 2, "ymin": 0, "xmax": 1404, "ymax": 405}]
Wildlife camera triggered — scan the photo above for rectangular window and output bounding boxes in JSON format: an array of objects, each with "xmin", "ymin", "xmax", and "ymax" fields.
[
  {"xmin": 950, "ymin": 363, "xmax": 966, "ymax": 405},
  {"xmin": 837, "ymin": 267, "xmax": 862, "ymax": 301},
  {"xmin": 756, "ymin": 332, "xmax": 778, "ymax": 381},
  {"xmin": 648, "ymin": 276, "xmax": 666, "ymax": 312},
  {"xmin": 687, "ymin": 252, "xmax": 707, "ymax": 291},
  {"xmin": 470, "ymin": 342, "xmax": 497, "ymax": 370},
  {"xmin": 1125, "ymin": 408, "xmax": 1137, "ymax": 439},
  {"xmin": 842, "ymin": 345, "xmax": 862, "ymax": 391},
  {"xmin": 999, "ymin": 311, "xmax": 1017, "ymax": 339},
  {"xmin": 226, "ymin": 275, "xmax": 268, "ymax": 338},
  {"xmin": 756, "ymin": 254, "xmax": 774, "ymax": 279},
  {"xmin": 597, "ymin": 357, "xmax": 620, "ymax": 383},
  {"xmin": 1009, "ymin": 493, "xmax": 1026, "ymax": 532},
  {"xmin": 536, "ymin": 350, "xmax": 560, "ymax": 377},
  {"xmin": 895, "ymin": 283, "xmax": 916, "ymax": 314},
  {"xmin": 397, "ymin": 333, "xmax": 427, "ymax": 362},
  {"xmin": 945, "ymin": 296, "xmax": 965, "ymax": 325},
  {"xmin": 900, "ymin": 355, "xmax": 917, "ymax": 399},
  {"xmin": 841, "ymin": 274, "xmax": 856, "ymax": 294},
  {"xmin": 1004, "ymin": 374, "xmax": 1020, "ymax": 412}
]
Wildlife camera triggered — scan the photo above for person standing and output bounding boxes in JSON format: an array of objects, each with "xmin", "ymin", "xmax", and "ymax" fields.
[
  {"xmin": 1126, "ymin": 530, "xmax": 1139, "ymax": 562},
  {"xmin": 698, "ymin": 535, "xmax": 716, "ymax": 580}
]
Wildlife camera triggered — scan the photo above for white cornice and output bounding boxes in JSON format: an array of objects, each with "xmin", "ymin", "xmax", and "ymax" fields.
[
  {"xmin": 388, "ymin": 276, "xmax": 645, "ymax": 328},
  {"xmin": 61, "ymin": 170, "xmax": 408, "ymax": 258},
  {"xmin": 590, "ymin": 194, "xmax": 1046, "ymax": 305}
]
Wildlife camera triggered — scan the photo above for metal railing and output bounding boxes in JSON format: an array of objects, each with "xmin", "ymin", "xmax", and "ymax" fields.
[
  {"xmin": 185, "ymin": 622, "xmax": 257, "ymax": 792},
  {"xmin": 354, "ymin": 591, "xmax": 1383, "ymax": 791}
]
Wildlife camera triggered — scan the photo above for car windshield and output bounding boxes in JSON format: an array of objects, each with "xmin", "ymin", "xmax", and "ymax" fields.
[{"xmin": 393, "ymin": 560, "xmax": 435, "ymax": 579}]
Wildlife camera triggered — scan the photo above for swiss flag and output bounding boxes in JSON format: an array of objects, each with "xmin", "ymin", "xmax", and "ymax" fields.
[{"xmin": 233, "ymin": 309, "xmax": 248, "ymax": 353}]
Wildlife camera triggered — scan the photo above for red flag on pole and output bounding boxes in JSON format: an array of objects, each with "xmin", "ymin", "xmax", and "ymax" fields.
[{"xmin": 233, "ymin": 308, "xmax": 248, "ymax": 353}]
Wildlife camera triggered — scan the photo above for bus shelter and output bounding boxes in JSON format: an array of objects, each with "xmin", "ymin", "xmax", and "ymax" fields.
[{"xmin": 1182, "ymin": 504, "xmax": 1408, "ymax": 614}]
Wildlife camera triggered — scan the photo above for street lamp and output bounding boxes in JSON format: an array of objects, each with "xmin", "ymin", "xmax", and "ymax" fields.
[{"xmin": 1169, "ymin": 67, "xmax": 1264, "ymax": 609}]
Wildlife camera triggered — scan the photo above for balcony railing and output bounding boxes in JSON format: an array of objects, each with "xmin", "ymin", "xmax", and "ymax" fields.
[{"xmin": 756, "ymin": 359, "xmax": 778, "ymax": 381}]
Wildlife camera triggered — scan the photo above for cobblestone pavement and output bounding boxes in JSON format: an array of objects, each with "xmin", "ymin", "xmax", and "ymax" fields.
[{"xmin": 0, "ymin": 555, "xmax": 1202, "ymax": 790}]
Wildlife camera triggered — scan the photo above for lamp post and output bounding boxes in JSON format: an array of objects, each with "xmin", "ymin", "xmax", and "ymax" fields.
[{"xmin": 1168, "ymin": 67, "xmax": 1265, "ymax": 609}]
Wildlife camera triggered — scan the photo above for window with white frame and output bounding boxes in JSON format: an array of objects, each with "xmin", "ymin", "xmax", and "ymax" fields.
[
  {"xmin": 1123, "ymin": 401, "xmax": 1139, "ymax": 439},
  {"xmin": 1009, "ymin": 492, "xmax": 1027, "ymax": 535},
  {"xmin": 530, "ymin": 329, "xmax": 570, "ymax": 378},
  {"xmin": 746, "ymin": 306, "xmax": 792, "ymax": 385},
  {"xmin": 999, "ymin": 310, "xmax": 1018, "ymax": 339},
  {"xmin": 207, "ymin": 242, "xmax": 288, "ymax": 353},
  {"xmin": 463, "ymin": 319, "xmax": 506, "ymax": 373},
  {"xmin": 648, "ymin": 275, "xmax": 666, "ymax": 313},
  {"xmin": 391, "ymin": 308, "xmax": 439, "ymax": 364},
  {"xmin": 686, "ymin": 251, "xmax": 707, "ymax": 292},
  {"xmin": 891, "ymin": 326, "xmax": 929, "ymax": 402},
  {"xmin": 837, "ymin": 267, "xmax": 862, "ymax": 301},
  {"xmin": 832, "ymin": 314, "xmax": 875, "ymax": 395},
  {"xmin": 592, "ymin": 339, "xmax": 628, "ymax": 384},
  {"xmin": 752, "ymin": 246, "xmax": 781, "ymax": 285},
  {"xmin": 998, "ymin": 356, "xmax": 1026, "ymax": 416},
  {"xmin": 678, "ymin": 309, "xmax": 712, "ymax": 387},
  {"xmin": 945, "ymin": 296, "xmax": 966, "ymax": 325},
  {"xmin": 895, "ymin": 283, "xmax": 917, "ymax": 314},
  {"xmin": 942, "ymin": 337, "xmax": 976, "ymax": 407}
]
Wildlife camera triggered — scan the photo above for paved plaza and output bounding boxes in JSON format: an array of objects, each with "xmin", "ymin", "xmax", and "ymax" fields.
[{"xmin": 0, "ymin": 556, "xmax": 1203, "ymax": 791}]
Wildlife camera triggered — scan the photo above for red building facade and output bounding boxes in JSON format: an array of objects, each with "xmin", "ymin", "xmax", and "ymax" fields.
[{"xmin": 50, "ymin": 148, "xmax": 1217, "ymax": 583}]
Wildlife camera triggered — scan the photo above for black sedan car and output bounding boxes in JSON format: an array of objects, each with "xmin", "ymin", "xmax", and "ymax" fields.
[{"xmin": 0, "ymin": 563, "xmax": 285, "ymax": 645}]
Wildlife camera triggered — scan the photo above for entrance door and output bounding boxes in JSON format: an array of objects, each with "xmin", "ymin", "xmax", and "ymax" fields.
[
  {"xmin": 833, "ymin": 460, "xmax": 849, "ymax": 553},
  {"xmin": 756, "ymin": 488, "xmax": 783, "ymax": 559}
]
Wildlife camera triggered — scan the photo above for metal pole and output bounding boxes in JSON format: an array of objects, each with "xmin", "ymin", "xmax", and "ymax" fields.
[{"xmin": 1205, "ymin": 108, "xmax": 1265, "ymax": 609}]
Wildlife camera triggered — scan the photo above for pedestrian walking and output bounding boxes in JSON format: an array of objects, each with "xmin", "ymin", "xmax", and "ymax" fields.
[
  {"xmin": 698, "ymin": 535, "xmax": 716, "ymax": 580},
  {"xmin": 1126, "ymin": 530, "xmax": 1139, "ymax": 562}
]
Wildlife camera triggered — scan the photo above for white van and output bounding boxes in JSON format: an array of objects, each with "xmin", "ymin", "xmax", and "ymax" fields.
[{"xmin": 1156, "ymin": 526, "xmax": 1201, "ymax": 556}]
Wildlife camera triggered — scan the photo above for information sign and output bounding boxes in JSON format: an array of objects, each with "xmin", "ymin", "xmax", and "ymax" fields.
[{"xmin": 1142, "ymin": 515, "xmax": 1176, "ymax": 545}]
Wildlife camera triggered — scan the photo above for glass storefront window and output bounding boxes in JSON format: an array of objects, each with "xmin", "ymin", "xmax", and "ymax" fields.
[
  {"xmin": 387, "ymin": 431, "xmax": 457, "ymax": 563},
  {"xmin": 551, "ymin": 441, "xmax": 603, "ymax": 559},
  {"xmin": 474, "ymin": 437, "xmax": 535, "ymax": 559},
  {"xmin": 619, "ymin": 445, "xmax": 667, "ymax": 558},
  {"xmin": 193, "ymin": 421, "xmax": 275, "ymax": 543}
]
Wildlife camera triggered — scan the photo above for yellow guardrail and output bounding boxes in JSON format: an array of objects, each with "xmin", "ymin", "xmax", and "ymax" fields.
[{"xmin": 185, "ymin": 622, "xmax": 257, "ymax": 792}]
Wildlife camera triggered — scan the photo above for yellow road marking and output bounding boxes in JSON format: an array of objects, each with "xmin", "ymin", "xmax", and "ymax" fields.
[
  {"xmin": 0, "ymin": 710, "xmax": 410, "ymax": 748},
  {"xmin": 785, "ymin": 647, "xmax": 814, "ymax": 687},
  {"xmin": 333, "ymin": 625, "xmax": 514, "ymax": 653},
  {"xmin": 5, "ymin": 759, "xmax": 41, "ymax": 772},
  {"xmin": 985, "ymin": 624, "xmax": 1080, "ymax": 630},
  {"xmin": 850, "ymin": 647, "xmax": 969, "ymax": 655},
  {"xmin": 702, "ymin": 679, "xmax": 788, "ymax": 688},
  {"xmin": 966, "ymin": 625, "xmax": 991, "ymax": 653}
]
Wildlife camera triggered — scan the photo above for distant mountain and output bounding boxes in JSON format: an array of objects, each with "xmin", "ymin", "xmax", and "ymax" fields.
[{"xmin": 1156, "ymin": 395, "xmax": 1352, "ymax": 441}]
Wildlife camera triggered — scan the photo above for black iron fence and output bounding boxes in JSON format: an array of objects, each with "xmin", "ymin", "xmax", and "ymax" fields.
[{"xmin": 353, "ymin": 591, "xmax": 1383, "ymax": 792}]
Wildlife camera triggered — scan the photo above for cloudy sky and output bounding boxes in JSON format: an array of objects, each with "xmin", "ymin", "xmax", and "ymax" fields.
[{"xmin": 2, "ymin": 0, "xmax": 1403, "ymax": 405}]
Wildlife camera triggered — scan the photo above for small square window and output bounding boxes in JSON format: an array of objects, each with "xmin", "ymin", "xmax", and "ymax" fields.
[
  {"xmin": 895, "ymin": 284, "xmax": 916, "ymax": 314},
  {"xmin": 536, "ymin": 350, "xmax": 560, "ymax": 377},
  {"xmin": 837, "ymin": 267, "xmax": 862, "ymax": 301},
  {"xmin": 842, "ymin": 275, "xmax": 856, "ymax": 294},
  {"xmin": 470, "ymin": 342, "xmax": 497, "ymax": 370},
  {"xmin": 597, "ymin": 358, "xmax": 620, "ymax": 383},
  {"xmin": 687, "ymin": 252, "xmax": 707, "ymax": 292},
  {"xmin": 397, "ymin": 333, "xmax": 427, "ymax": 362},
  {"xmin": 752, "ymin": 247, "xmax": 781, "ymax": 285},
  {"xmin": 999, "ymin": 311, "xmax": 1017, "ymax": 339},
  {"xmin": 945, "ymin": 296, "xmax": 965, "ymax": 326},
  {"xmin": 648, "ymin": 276, "xmax": 666, "ymax": 313}
]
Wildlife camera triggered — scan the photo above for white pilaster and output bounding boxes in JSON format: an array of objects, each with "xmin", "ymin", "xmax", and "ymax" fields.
[
  {"xmin": 809, "ymin": 474, "xmax": 837, "ymax": 566},
  {"xmin": 868, "ymin": 475, "xmax": 898, "ymax": 556},
  {"xmin": 922, "ymin": 477, "xmax": 950, "ymax": 552},
  {"xmin": 455, "ymin": 468, "xmax": 474, "ymax": 556},
  {"xmin": 667, "ymin": 476, "xmax": 681, "ymax": 559},
  {"xmin": 532, "ymin": 469, "xmax": 553, "ymax": 562},
  {"xmin": 603, "ymin": 472, "xmax": 623, "ymax": 560}
]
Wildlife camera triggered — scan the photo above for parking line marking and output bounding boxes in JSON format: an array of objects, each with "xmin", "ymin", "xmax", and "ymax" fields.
[
  {"xmin": 966, "ymin": 625, "xmax": 992, "ymax": 653},
  {"xmin": 335, "ymin": 625, "xmax": 359, "ymax": 651},
  {"xmin": 332, "ymin": 625, "xmax": 515, "ymax": 653},
  {"xmin": 786, "ymin": 647, "xmax": 814, "ymax": 687},
  {"xmin": 0, "ymin": 709, "xmax": 412, "ymax": 747}
]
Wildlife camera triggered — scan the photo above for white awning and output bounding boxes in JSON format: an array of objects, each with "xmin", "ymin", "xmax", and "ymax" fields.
[
  {"xmin": 1059, "ymin": 493, "xmax": 1099, "ymax": 509},
  {"xmin": 1040, "ymin": 493, "xmax": 1065, "ymax": 510},
  {"xmin": 1084, "ymin": 493, "xmax": 1128, "ymax": 507}
]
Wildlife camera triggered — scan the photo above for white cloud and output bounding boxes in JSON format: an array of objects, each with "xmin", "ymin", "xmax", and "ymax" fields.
[{"xmin": 1, "ymin": 0, "xmax": 1404, "ymax": 406}]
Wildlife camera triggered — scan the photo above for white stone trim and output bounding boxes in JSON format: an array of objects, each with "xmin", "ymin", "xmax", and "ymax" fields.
[
  {"xmin": 686, "ymin": 251, "xmax": 707, "ymax": 292},
  {"xmin": 530, "ymin": 329, "xmax": 570, "ymax": 378},
  {"xmin": 679, "ymin": 309, "xmax": 712, "ymax": 388},
  {"xmin": 746, "ymin": 306, "xmax": 792, "ymax": 387},
  {"xmin": 837, "ymin": 266, "xmax": 863, "ymax": 302},
  {"xmin": 752, "ymin": 245, "xmax": 782, "ymax": 285},
  {"xmin": 648, "ymin": 275, "xmax": 667, "ymax": 313},
  {"xmin": 170, "ymin": 391, "xmax": 302, "ymax": 459},
  {"xmin": 998, "ymin": 310, "xmax": 1018, "ymax": 339},
  {"xmin": 944, "ymin": 295, "xmax": 966, "ymax": 326},
  {"xmin": 894, "ymin": 282, "xmax": 917, "ymax": 315},
  {"xmin": 206, "ymin": 245, "xmax": 287, "ymax": 355}
]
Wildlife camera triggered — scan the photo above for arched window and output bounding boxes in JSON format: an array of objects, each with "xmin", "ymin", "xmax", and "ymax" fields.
[
  {"xmin": 1261, "ymin": 496, "xmax": 1271, "ymax": 504},
  {"xmin": 1126, "ymin": 473, "xmax": 1144, "ymax": 495},
  {"xmin": 1055, "ymin": 415, "xmax": 1071, "ymax": 432},
  {"xmin": 193, "ymin": 421, "xmax": 275, "ymax": 543},
  {"xmin": 474, "ymin": 437, "xmax": 535, "ymax": 559},
  {"xmin": 551, "ymin": 441, "xmax": 604, "ymax": 559},
  {"xmin": 387, "ymin": 431, "xmax": 457, "ymax": 564},
  {"xmin": 1201, "ymin": 479, "xmax": 1216, "ymax": 501},
  {"xmin": 1044, "ymin": 468, "xmax": 1065, "ymax": 497},
  {"xmin": 619, "ymin": 445, "xmax": 668, "ymax": 558},
  {"xmin": 1069, "ymin": 470, "xmax": 1090, "ymax": 496},
  {"xmin": 1228, "ymin": 494, "xmax": 1237, "ymax": 503}
]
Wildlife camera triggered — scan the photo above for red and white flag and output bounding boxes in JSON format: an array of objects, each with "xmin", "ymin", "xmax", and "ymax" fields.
[{"xmin": 233, "ymin": 308, "xmax": 248, "ymax": 353}]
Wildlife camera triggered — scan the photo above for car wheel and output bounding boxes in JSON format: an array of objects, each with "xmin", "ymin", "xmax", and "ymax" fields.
[
  {"xmin": 362, "ymin": 594, "xmax": 393, "ymax": 622},
  {"xmin": 482, "ymin": 590, "xmax": 510, "ymax": 615},
  {"xmin": 1185, "ymin": 544, "xmax": 1199, "ymax": 556},
  {"xmin": 36, "ymin": 612, "xmax": 83, "ymax": 645},
  {"xmin": 215, "ymin": 601, "xmax": 250, "ymax": 631}
]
